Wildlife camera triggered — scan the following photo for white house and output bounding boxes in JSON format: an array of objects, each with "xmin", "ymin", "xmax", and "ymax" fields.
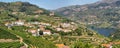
[
  {"xmin": 49, "ymin": 12, "xmax": 55, "ymax": 16},
  {"xmin": 43, "ymin": 30, "xmax": 51, "ymax": 35},
  {"xmin": 28, "ymin": 29, "xmax": 39, "ymax": 36},
  {"xmin": 61, "ymin": 23, "xmax": 71, "ymax": 28},
  {"xmin": 63, "ymin": 29, "xmax": 72, "ymax": 32},
  {"xmin": 40, "ymin": 22, "xmax": 51, "ymax": 26},
  {"xmin": 56, "ymin": 28, "xmax": 62, "ymax": 31},
  {"xmin": 14, "ymin": 20, "xmax": 24, "ymax": 26}
]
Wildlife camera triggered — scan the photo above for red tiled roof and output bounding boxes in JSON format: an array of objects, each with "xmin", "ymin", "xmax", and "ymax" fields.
[
  {"xmin": 101, "ymin": 44, "xmax": 112, "ymax": 48},
  {"xmin": 55, "ymin": 44, "xmax": 69, "ymax": 48}
]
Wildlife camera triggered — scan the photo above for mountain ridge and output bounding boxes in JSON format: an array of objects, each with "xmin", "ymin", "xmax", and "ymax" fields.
[{"xmin": 55, "ymin": 0, "xmax": 120, "ymax": 28}]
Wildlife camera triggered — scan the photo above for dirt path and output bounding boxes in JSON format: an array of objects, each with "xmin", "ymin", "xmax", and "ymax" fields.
[
  {"xmin": 16, "ymin": 35, "xmax": 28, "ymax": 48},
  {"xmin": 0, "ymin": 39, "xmax": 19, "ymax": 42}
]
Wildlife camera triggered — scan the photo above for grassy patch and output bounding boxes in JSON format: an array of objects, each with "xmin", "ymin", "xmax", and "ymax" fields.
[
  {"xmin": 0, "ymin": 42, "xmax": 23, "ymax": 48},
  {"xmin": 0, "ymin": 28, "xmax": 18, "ymax": 40}
]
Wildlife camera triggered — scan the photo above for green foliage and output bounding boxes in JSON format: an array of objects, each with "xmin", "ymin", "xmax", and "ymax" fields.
[
  {"xmin": 71, "ymin": 40, "xmax": 94, "ymax": 48},
  {"xmin": 24, "ymin": 37, "xmax": 56, "ymax": 48},
  {"xmin": 8, "ymin": 27, "xmax": 57, "ymax": 48},
  {"xmin": 11, "ymin": 26, "xmax": 28, "ymax": 32},
  {"xmin": 55, "ymin": 2, "xmax": 120, "ymax": 28},
  {"xmin": 110, "ymin": 29, "xmax": 120, "ymax": 39},
  {"xmin": 0, "ymin": 42, "xmax": 23, "ymax": 48},
  {"xmin": 0, "ymin": 27, "xmax": 18, "ymax": 40},
  {"xmin": 113, "ymin": 44, "xmax": 120, "ymax": 48}
]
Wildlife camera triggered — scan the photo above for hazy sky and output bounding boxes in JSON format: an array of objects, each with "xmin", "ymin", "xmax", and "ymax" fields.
[{"xmin": 0, "ymin": 0, "xmax": 99, "ymax": 10}]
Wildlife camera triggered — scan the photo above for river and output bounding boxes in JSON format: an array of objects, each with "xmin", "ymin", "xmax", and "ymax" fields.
[{"xmin": 91, "ymin": 28, "xmax": 115, "ymax": 37}]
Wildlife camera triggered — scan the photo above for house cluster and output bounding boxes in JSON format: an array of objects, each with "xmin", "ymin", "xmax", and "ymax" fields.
[
  {"xmin": 5, "ymin": 20, "xmax": 25, "ymax": 26},
  {"xmin": 55, "ymin": 22, "xmax": 77, "ymax": 32},
  {"xmin": 26, "ymin": 22, "xmax": 77, "ymax": 36},
  {"xmin": 25, "ymin": 22, "xmax": 52, "ymax": 36},
  {"xmin": 5, "ymin": 20, "xmax": 25, "ymax": 29},
  {"xmin": 27, "ymin": 28, "xmax": 51, "ymax": 36},
  {"xmin": 101, "ymin": 43, "xmax": 112, "ymax": 48},
  {"xmin": 4, "ymin": 19, "xmax": 77, "ymax": 36}
]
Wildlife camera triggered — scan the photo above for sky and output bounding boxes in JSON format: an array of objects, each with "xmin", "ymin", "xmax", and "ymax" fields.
[{"xmin": 0, "ymin": 0, "xmax": 100, "ymax": 10}]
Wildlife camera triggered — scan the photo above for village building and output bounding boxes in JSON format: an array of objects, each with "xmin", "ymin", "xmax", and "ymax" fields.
[
  {"xmin": 40, "ymin": 22, "xmax": 51, "ymax": 26},
  {"xmin": 70, "ymin": 22, "xmax": 75, "ymax": 25},
  {"xmin": 29, "ymin": 22, "xmax": 40, "ymax": 25},
  {"xmin": 4, "ymin": 22, "xmax": 13, "ymax": 29},
  {"xmin": 55, "ymin": 44, "xmax": 69, "ymax": 48},
  {"xmin": 52, "ymin": 25, "xmax": 58, "ymax": 28},
  {"xmin": 56, "ymin": 28, "xmax": 62, "ymax": 31},
  {"xmin": 13, "ymin": 20, "xmax": 24, "ymax": 26},
  {"xmin": 39, "ymin": 27, "xmax": 45, "ymax": 31},
  {"xmin": 101, "ymin": 43, "xmax": 112, "ymax": 48},
  {"xmin": 28, "ymin": 29, "xmax": 39, "ymax": 36},
  {"xmin": 29, "ymin": 25, "xmax": 35, "ymax": 28},
  {"xmin": 5, "ymin": 22, "xmax": 11, "ymax": 26},
  {"xmin": 43, "ymin": 30, "xmax": 51, "ymax": 35},
  {"xmin": 49, "ymin": 11, "xmax": 55, "ymax": 16},
  {"xmin": 60, "ymin": 23, "xmax": 71, "ymax": 28},
  {"xmin": 39, "ymin": 25, "xmax": 45, "ymax": 31},
  {"xmin": 24, "ymin": 23, "xmax": 30, "ymax": 27}
]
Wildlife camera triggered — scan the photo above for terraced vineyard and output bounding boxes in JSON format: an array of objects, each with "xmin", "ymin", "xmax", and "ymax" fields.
[
  {"xmin": 0, "ymin": 27, "xmax": 18, "ymax": 40},
  {"xmin": 0, "ymin": 42, "xmax": 23, "ymax": 48}
]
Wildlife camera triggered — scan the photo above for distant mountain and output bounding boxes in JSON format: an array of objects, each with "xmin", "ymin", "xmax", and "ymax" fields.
[
  {"xmin": 101, "ymin": 0, "xmax": 119, "ymax": 3},
  {"xmin": 55, "ymin": 0, "xmax": 120, "ymax": 28},
  {"xmin": 55, "ymin": 0, "xmax": 120, "ymax": 15},
  {"xmin": 0, "ymin": 1, "xmax": 52, "ymax": 22},
  {"xmin": 0, "ymin": 1, "xmax": 49, "ymax": 15}
]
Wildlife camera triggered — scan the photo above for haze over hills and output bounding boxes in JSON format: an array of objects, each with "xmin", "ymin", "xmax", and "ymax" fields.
[
  {"xmin": 55, "ymin": 0, "xmax": 120, "ymax": 15},
  {"xmin": 55, "ymin": 0, "xmax": 120, "ymax": 28},
  {"xmin": 101, "ymin": 0, "xmax": 119, "ymax": 3}
]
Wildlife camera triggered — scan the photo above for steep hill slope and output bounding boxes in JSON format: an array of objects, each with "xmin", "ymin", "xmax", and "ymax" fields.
[
  {"xmin": 55, "ymin": 0, "xmax": 120, "ymax": 28},
  {"xmin": 0, "ymin": 1, "xmax": 111, "ymax": 48},
  {"xmin": 0, "ymin": 1, "xmax": 49, "ymax": 15}
]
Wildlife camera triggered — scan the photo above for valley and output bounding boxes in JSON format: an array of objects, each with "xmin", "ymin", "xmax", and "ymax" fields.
[{"xmin": 0, "ymin": 0, "xmax": 120, "ymax": 48}]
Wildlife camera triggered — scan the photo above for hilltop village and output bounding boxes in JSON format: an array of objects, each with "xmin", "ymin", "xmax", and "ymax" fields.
[{"xmin": 5, "ymin": 19, "xmax": 77, "ymax": 36}]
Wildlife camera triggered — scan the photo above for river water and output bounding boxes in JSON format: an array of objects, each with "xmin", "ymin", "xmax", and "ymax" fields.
[{"xmin": 91, "ymin": 28, "xmax": 115, "ymax": 37}]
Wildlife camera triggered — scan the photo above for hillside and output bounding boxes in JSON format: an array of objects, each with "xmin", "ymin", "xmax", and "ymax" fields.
[
  {"xmin": 0, "ymin": 27, "xmax": 18, "ymax": 40},
  {"xmin": 0, "ymin": 1, "xmax": 113, "ymax": 48},
  {"xmin": 0, "ymin": 23, "xmax": 23, "ymax": 48},
  {"xmin": 110, "ymin": 29, "xmax": 120, "ymax": 39},
  {"xmin": 55, "ymin": 0, "xmax": 120, "ymax": 28},
  {"xmin": 0, "ymin": 1, "xmax": 49, "ymax": 14}
]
